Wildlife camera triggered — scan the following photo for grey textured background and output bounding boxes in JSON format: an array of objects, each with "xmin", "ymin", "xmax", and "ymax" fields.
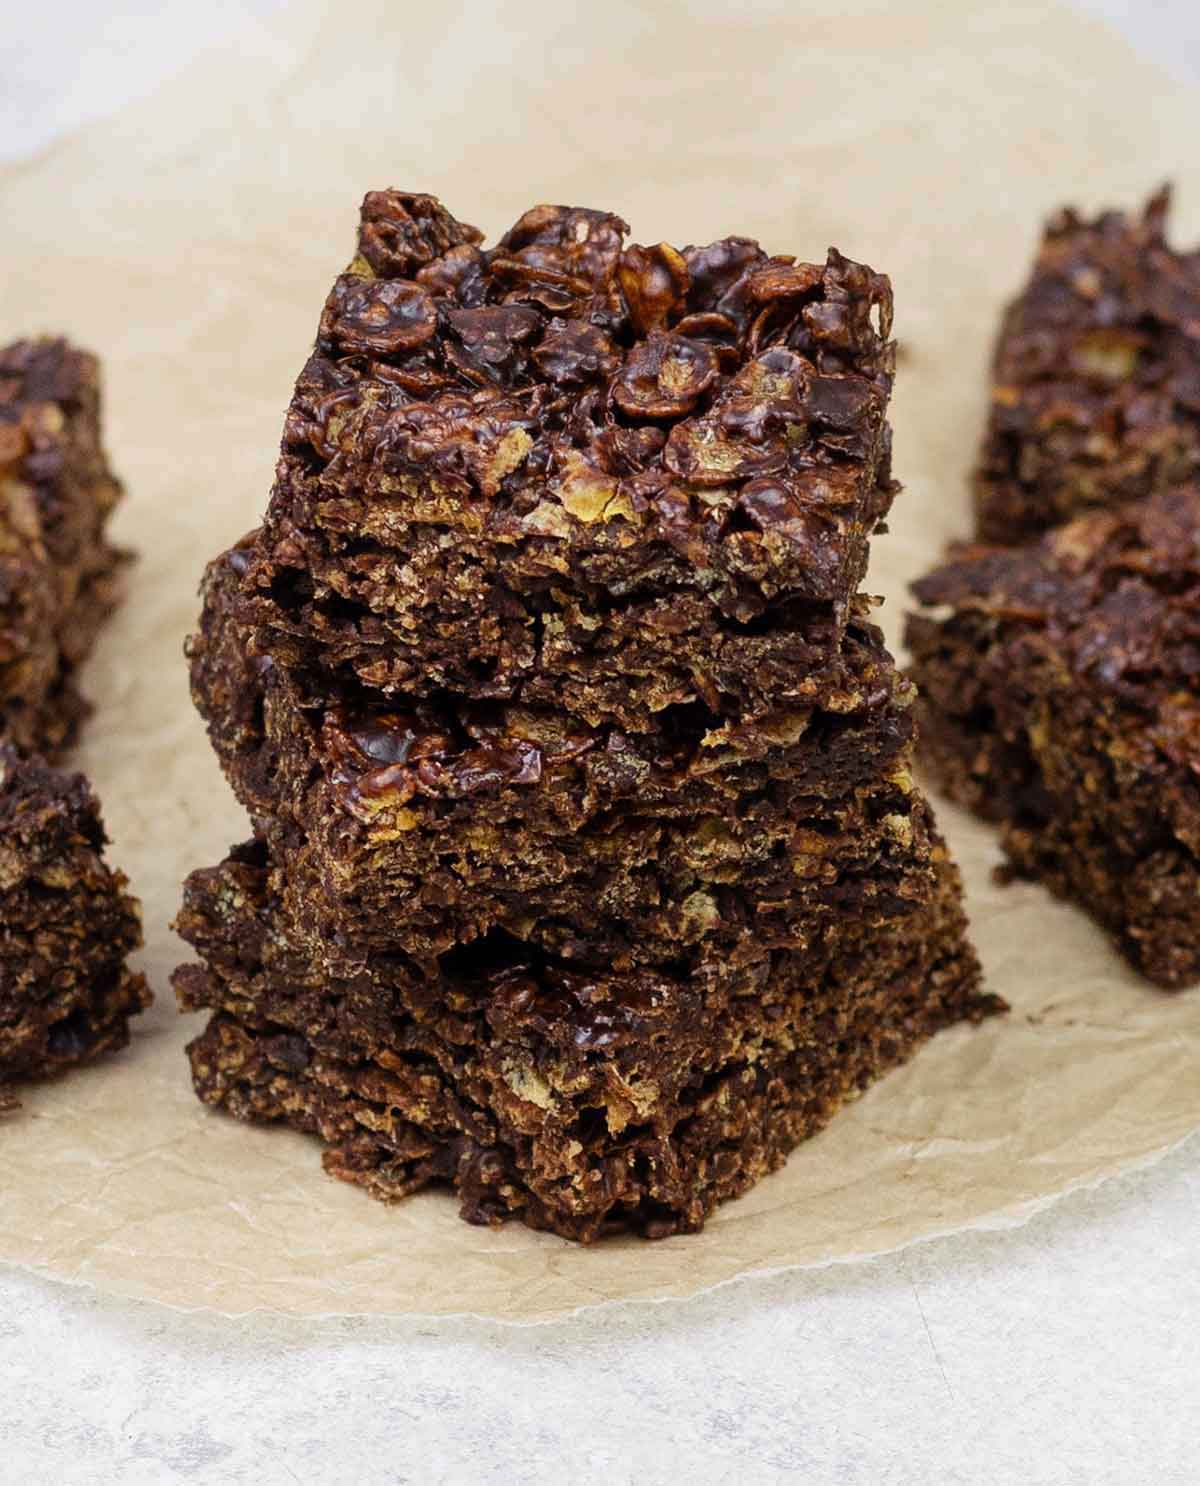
[{"xmin": 2, "ymin": 4, "xmax": 1199, "ymax": 1482}]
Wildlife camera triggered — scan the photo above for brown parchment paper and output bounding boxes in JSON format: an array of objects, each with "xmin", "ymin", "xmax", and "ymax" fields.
[{"xmin": 2, "ymin": 0, "xmax": 1199, "ymax": 1323}]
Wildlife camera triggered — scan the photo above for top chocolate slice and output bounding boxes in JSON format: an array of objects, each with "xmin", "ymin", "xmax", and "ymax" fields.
[
  {"xmin": 236, "ymin": 192, "xmax": 896, "ymax": 727},
  {"xmin": 975, "ymin": 188, "xmax": 1200, "ymax": 545}
]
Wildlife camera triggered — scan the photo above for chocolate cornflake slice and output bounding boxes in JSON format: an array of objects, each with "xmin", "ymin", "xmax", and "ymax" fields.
[
  {"xmin": 0, "ymin": 337, "xmax": 130, "ymax": 756},
  {"xmin": 0, "ymin": 746, "xmax": 150, "ymax": 1095},
  {"xmin": 232, "ymin": 192, "xmax": 897, "ymax": 722},
  {"xmin": 176, "ymin": 837, "xmax": 994, "ymax": 1242},
  {"xmin": 974, "ymin": 187, "xmax": 1200, "ymax": 545},
  {"xmin": 908, "ymin": 485, "xmax": 1200, "ymax": 987},
  {"xmin": 174, "ymin": 191, "xmax": 997, "ymax": 1239},
  {"xmin": 187, "ymin": 545, "xmax": 932, "ymax": 968}
]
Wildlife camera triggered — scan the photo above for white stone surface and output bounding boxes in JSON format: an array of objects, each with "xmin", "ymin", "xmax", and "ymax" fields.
[
  {"xmin": 3, "ymin": 5, "xmax": 1199, "ymax": 1482},
  {"xmin": 3, "ymin": 1139, "xmax": 1197, "ymax": 1483}
]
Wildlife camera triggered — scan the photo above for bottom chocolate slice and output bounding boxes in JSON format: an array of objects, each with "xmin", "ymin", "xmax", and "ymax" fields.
[
  {"xmin": 179, "ymin": 844, "xmax": 1000, "ymax": 1241},
  {"xmin": 0, "ymin": 746, "xmax": 150, "ymax": 1092}
]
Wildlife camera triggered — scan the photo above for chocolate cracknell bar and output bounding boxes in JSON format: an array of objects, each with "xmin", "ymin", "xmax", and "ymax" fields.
[
  {"xmin": 909, "ymin": 486, "xmax": 1200, "ymax": 989},
  {"xmin": 974, "ymin": 187, "xmax": 1200, "ymax": 546},
  {"xmin": 0, "ymin": 746, "xmax": 149, "ymax": 1104},
  {"xmin": 0, "ymin": 337, "xmax": 130, "ymax": 758},
  {"xmin": 174, "ymin": 191, "xmax": 1001, "ymax": 1240}
]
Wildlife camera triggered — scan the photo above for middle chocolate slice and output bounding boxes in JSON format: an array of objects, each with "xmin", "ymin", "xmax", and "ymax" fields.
[{"xmin": 191, "ymin": 545, "xmax": 930, "ymax": 974}]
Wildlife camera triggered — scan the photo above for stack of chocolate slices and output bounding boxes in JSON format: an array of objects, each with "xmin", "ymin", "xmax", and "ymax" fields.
[{"xmin": 173, "ymin": 192, "xmax": 999, "ymax": 1240}]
